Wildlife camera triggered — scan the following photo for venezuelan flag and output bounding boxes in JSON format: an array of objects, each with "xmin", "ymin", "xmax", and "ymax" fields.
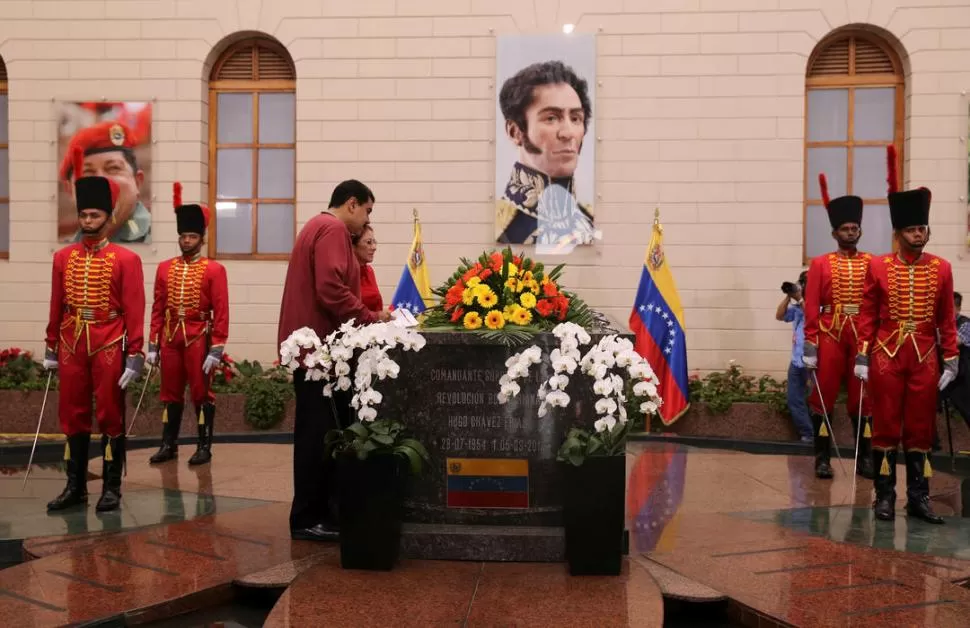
[
  {"xmin": 629, "ymin": 209, "xmax": 690, "ymax": 425},
  {"xmin": 390, "ymin": 216, "xmax": 433, "ymax": 314},
  {"xmin": 446, "ymin": 458, "xmax": 529, "ymax": 509}
]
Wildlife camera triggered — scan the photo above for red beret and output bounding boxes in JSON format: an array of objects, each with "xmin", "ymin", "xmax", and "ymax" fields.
[{"xmin": 59, "ymin": 120, "xmax": 138, "ymax": 181}]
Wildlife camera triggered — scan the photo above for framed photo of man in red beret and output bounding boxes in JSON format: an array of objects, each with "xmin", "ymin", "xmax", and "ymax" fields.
[{"xmin": 56, "ymin": 101, "xmax": 152, "ymax": 244}]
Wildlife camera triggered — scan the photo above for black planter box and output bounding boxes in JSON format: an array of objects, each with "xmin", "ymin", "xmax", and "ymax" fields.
[
  {"xmin": 562, "ymin": 454, "xmax": 626, "ymax": 576},
  {"xmin": 337, "ymin": 453, "xmax": 408, "ymax": 571}
]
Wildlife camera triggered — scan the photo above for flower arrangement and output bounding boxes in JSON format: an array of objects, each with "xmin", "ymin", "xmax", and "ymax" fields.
[
  {"xmin": 422, "ymin": 247, "xmax": 595, "ymax": 345},
  {"xmin": 496, "ymin": 323, "xmax": 664, "ymax": 466},
  {"xmin": 0, "ymin": 347, "xmax": 44, "ymax": 390},
  {"xmin": 280, "ymin": 320, "xmax": 430, "ymax": 474}
]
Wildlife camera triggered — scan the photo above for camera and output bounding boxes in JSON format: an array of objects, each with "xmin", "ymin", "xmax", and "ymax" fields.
[{"xmin": 781, "ymin": 281, "xmax": 797, "ymax": 296}]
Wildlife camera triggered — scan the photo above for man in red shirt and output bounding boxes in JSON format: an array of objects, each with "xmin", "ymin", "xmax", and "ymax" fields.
[
  {"xmin": 855, "ymin": 147, "xmax": 958, "ymax": 524},
  {"xmin": 278, "ymin": 179, "xmax": 391, "ymax": 542},
  {"xmin": 802, "ymin": 173, "xmax": 873, "ymax": 480},
  {"xmin": 146, "ymin": 183, "xmax": 229, "ymax": 466},
  {"xmin": 45, "ymin": 145, "xmax": 146, "ymax": 513}
]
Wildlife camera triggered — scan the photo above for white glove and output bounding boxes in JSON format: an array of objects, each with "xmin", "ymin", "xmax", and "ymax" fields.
[
  {"xmin": 146, "ymin": 343, "xmax": 159, "ymax": 367},
  {"xmin": 43, "ymin": 348, "xmax": 58, "ymax": 371},
  {"xmin": 854, "ymin": 364, "xmax": 868, "ymax": 382},
  {"xmin": 202, "ymin": 354, "xmax": 220, "ymax": 374},
  {"xmin": 939, "ymin": 369, "xmax": 957, "ymax": 391},
  {"xmin": 802, "ymin": 355, "xmax": 817, "ymax": 369},
  {"xmin": 118, "ymin": 368, "xmax": 138, "ymax": 389},
  {"xmin": 117, "ymin": 354, "xmax": 145, "ymax": 390}
]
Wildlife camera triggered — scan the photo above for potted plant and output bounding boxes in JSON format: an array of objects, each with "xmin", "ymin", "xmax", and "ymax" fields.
[
  {"xmin": 280, "ymin": 320, "xmax": 430, "ymax": 571},
  {"xmin": 497, "ymin": 322, "xmax": 663, "ymax": 575}
]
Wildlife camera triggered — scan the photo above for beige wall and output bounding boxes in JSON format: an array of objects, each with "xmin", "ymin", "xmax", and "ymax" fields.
[{"xmin": 1, "ymin": 0, "xmax": 969, "ymax": 379}]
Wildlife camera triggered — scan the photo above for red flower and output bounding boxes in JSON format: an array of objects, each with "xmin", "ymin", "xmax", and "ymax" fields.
[
  {"xmin": 479, "ymin": 269, "xmax": 493, "ymax": 280},
  {"xmin": 489, "ymin": 252, "xmax": 503, "ymax": 272},
  {"xmin": 535, "ymin": 299, "xmax": 555, "ymax": 318},
  {"xmin": 462, "ymin": 264, "xmax": 483, "ymax": 283},
  {"xmin": 512, "ymin": 256, "xmax": 522, "ymax": 266},
  {"xmin": 450, "ymin": 307, "xmax": 465, "ymax": 323},
  {"xmin": 542, "ymin": 282, "xmax": 559, "ymax": 298},
  {"xmin": 556, "ymin": 296, "xmax": 570, "ymax": 320}
]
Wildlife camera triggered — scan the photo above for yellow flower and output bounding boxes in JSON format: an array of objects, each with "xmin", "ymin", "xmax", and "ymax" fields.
[
  {"xmin": 519, "ymin": 292, "xmax": 537, "ymax": 309},
  {"xmin": 507, "ymin": 262, "xmax": 519, "ymax": 277},
  {"xmin": 485, "ymin": 310, "xmax": 506, "ymax": 330},
  {"xmin": 463, "ymin": 311, "xmax": 483, "ymax": 330},
  {"xmin": 504, "ymin": 304, "xmax": 521, "ymax": 319},
  {"xmin": 511, "ymin": 308, "xmax": 532, "ymax": 326},
  {"xmin": 473, "ymin": 284, "xmax": 490, "ymax": 297},
  {"xmin": 522, "ymin": 270, "xmax": 534, "ymax": 282},
  {"xmin": 477, "ymin": 289, "xmax": 498, "ymax": 308},
  {"xmin": 505, "ymin": 277, "xmax": 518, "ymax": 290},
  {"xmin": 467, "ymin": 277, "xmax": 481, "ymax": 288},
  {"xmin": 462, "ymin": 288, "xmax": 475, "ymax": 306},
  {"xmin": 528, "ymin": 280, "xmax": 540, "ymax": 293}
]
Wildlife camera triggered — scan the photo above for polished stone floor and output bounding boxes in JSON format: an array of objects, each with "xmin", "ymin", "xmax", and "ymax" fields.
[{"xmin": 0, "ymin": 441, "xmax": 969, "ymax": 626}]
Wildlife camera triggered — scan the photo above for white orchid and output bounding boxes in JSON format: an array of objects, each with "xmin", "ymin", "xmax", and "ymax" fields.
[
  {"xmin": 594, "ymin": 415, "xmax": 617, "ymax": 433},
  {"xmin": 545, "ymin": 390, "xmax": 570, "ymax": 407},
  {"xmin": 282, "ymin": 321, "xmax": 426, "ymax": 422}
]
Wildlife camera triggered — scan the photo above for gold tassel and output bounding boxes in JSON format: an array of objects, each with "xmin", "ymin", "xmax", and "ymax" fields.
[
  {"xmin": 105, "ymin": 441, "xmax": 113, "ymax": 462},
  {"xmin": 198, "ymin": 409, "xmax": 205, "ymax": 425},
  {"xmin": 162, "ymin": 407, "xmax": 168, "ymax": 424},
  {"xmin": 863, "ymin": 423, "xmax": 871, "ymax": 438},
  {"xmin": 64, "ymin": 442, "xmax": 71, "ymax": 461},
  {"xmin": 924, "ymin": 457, "xmax": 933, "ymax": 478},
  {"xmin": 819, "ymin": 423, "xmax": 829, "ymax": 437},
  {"xmin": 879, "ymin": 455, "xmax": 890, "ymax": 476}
]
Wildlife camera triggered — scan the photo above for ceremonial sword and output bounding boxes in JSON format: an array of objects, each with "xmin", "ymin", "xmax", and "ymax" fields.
[
  {"xmin": 811, "ymin": 371, "xmax": 847, "ymax": 476},
  {"xmin": 22, "ymin": 371, "xmax": 54, "ymax": 490},
  {"xmin": 126, "ymin": 364, "xmax": 156, "ymax": 438}
]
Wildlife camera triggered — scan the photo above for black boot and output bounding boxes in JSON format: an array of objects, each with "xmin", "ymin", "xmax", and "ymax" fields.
[
  {"xmin": 47, "ymin": 433, "xmax": 91, "ymax": 511},
  {"xmin": 852, "ymin": 415, "xmax": 875, "ymax": 479},
  {"xmin": 188, "ymin": 403, "xmax": 214, "ymax": 466},
  {"xmin": 905, "ymin": 450, "xmax": 944, "ymax": 524},
  {"xmin": 812, "ymin": 413, "xmax": 833, "ymax": 479},
  {"xmin": 872, "ymin": 448, "xmax": 897, "ymax": 521},
  {"xmin": 96, "ymin": 434, "xmax": 125, "ymax": 512},
  {"xmin": 149, "ymin": 403, "xmax": 183, "ymax": 464}
]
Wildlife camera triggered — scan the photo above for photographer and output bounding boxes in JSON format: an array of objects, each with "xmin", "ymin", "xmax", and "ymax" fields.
[{"xmin": 776, "ymin": 271, "xmax": 813, "ymax": 443}]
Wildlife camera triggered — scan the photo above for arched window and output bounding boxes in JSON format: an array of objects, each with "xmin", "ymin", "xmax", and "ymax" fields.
[
  {"xmin": 0, "ymin": 58, "xmax": 8, "ymax": 259},
  {"xmin": 803, "ymin": 32, "xmax": 904, "ymax": 260},
  {"xmin": 208, "ymin": 38, "xmax": 296, "ymax": 259}
]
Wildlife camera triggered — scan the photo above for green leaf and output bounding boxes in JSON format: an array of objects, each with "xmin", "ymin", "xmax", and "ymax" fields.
[
  {"xmin": 398, "ymin": 438, "xmax": 430, "ymax": 462},
  {"xmin": 394, "ymin": 445, "xmax": 425, "ymax": 475},
  {"xmin": 371, "ymin": 433, "xmax": 394, "ymax": 446},
  {"xmin": 347, "ymin": 422, "xmax": 370, "ymax": 439}
]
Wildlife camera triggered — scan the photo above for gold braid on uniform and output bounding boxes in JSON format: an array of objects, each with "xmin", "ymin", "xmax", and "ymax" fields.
[
  {"xmin": 164, "ymin": 258, "xmax": 209, "ymax": 342},
  {"xmin": 821, "ymin": 252, "xmax": 870, "ymax": 339},
  {"xmin": 62, "ymin": 248, "xmax": 116, "ymax": 353},
  {"xmin": 877, "ymin": 256, "xmax": 940, "ymax": 361}
]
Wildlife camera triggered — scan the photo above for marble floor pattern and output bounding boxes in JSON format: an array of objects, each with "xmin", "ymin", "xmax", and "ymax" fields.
[{"xmin": 0, "ymin": 442, "xmax": 969, "ymax": 626}]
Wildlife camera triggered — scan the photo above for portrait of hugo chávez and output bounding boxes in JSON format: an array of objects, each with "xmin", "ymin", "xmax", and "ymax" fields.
[{"xmin": 495, "ymin": 60, "xmax": 597, "ymax": 253}]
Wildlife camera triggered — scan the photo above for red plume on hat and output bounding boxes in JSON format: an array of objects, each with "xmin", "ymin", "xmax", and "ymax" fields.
[
  {"xmin": 886, "ymin": 144, "xmax": 899, "ymax": 195},
  {"xmin": 818, "ymin": 173, "xmax": 831, "ymax": 208},
  {"xmin": 173, "ymin": 181, "xmax": 183, "ymax": 210}
]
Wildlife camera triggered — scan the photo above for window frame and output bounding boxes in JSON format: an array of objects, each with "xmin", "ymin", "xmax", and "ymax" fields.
[
  {"xmin": 207, "ymin": 39, "xmax": 296, "ymax": 261},
  {"xmin": 0, "ymin": 59, "xmax": 8, "ymax": 260},
  {"xmin": 802, "ymin": 32, "xmax": 905, "ymax": 264}
]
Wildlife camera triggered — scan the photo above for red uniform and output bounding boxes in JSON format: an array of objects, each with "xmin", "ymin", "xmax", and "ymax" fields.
[
  {"xmin": 857, "ymin": 252, "xmax": 958, "ymax": 451},
  {"xmin": 858, "ymin": 145, "xmax": 957, "ymax": 525},
  {"xmin": 150, "ymin": 254, "xmax": 229, "ymax": 406},
  {"xmin": 805, "ymin": 250, "xmax": 873, "ymax": 419},
  {"xmin": 46, "ymin": 238, "xmax": 145, "ymax": 437},
  {"xmin": 45, "ymin": 143, "xmax": 145, "ymax": 514},
  {"xmin": 148, "ymin": 182, "xmax": 228, "ymax": 466},
  {"xmin": 803, "ymin": 174, "xmax": 873, "ymax": 478}
]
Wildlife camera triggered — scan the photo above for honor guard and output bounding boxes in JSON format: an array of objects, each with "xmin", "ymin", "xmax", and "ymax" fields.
[
  {"xmin": 44, "ymin": 146, "xmax": 146, "ymax": 513},
  {"xmin": 146, "ymin": 183, "xmax": 229, "ymax": 466},
  {"xmin": 802, "ymin": 173, "xmax": 874, "ymax": 480},
  {"xmin": 855, "ymin": 146, "xmax": 959, "ymax": 524}
]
